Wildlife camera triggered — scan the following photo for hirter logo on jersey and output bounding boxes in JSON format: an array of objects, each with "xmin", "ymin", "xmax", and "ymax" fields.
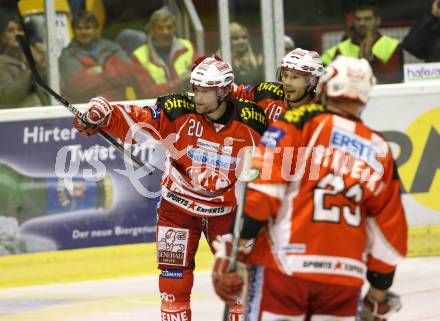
[
  {"xmin": 163, "ymin": 97, "xmax": 194, "ymax": 112},
  {"xmin": 256, "ymin": 82, "xmax": 284, "ymax": 96},
  {"xmin": 240, "ymin": 106, "xmax": 266, "ymax": 125},
  {"xmin": 157, "ymin": 227, "xmax": 188, "ymax": 266}
]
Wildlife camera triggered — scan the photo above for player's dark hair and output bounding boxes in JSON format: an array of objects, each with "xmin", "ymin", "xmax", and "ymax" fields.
[
  {"xmin": 73, "ymin": 11, "xmax": 99, "ymax": 28},
  {"xmin": 353, "ymin": 1, "xmax": 379, "ymax": 17}
]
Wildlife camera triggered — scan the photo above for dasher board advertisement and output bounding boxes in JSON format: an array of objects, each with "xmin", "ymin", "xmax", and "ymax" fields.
[
  {"xmin": 0, "ymin": 115, "xmax": 162, "ymax": 256},
  {"xmin": 404, "ymin": 62, "xmax": 440, "ymax": 83},
  {"xmin": 365, "ymin": 83, "xmax": 440, "ymax": 226}
]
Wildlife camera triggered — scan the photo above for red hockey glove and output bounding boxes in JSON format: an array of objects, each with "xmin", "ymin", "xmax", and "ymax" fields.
[
  {"xmin": 73, "ymin": 117, "xmax": 99, "ymax": 136},
  {"xmin": 212, "ymin": 235, "xmax": 251, "ymax": 305},
  {"xmin": 361, "ymin": 291, "xmax": 402, "ymax": 321},
  {"xmin": 73, "ymin": 97, "xmax": 113, "ymax": 136}
]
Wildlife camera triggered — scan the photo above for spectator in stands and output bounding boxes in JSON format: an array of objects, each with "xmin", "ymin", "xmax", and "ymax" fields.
[
  {"xmin": 341, "ymin": 12, "xmax": 355, "ymax": 41},
  {"xmin": 284, "ymin": 35, "xmax": 295, "ymax": 54},
  {"xmin": 131, "ymin": 7, "xmax": 195, "ymax": 98},
  {"xmin": 0, "ymin": 14, "xmax": 48, "ymax": 108},
  {"xmin": 229, "ymin": 22, "xmax": 264, "ymax": 84},
  {"xmin": 322, "ymin": 2, "xmax": 403, "ymax": 84},
  {"xmin": 59, "ymin": 11, "xmax": 136, "ymax": 103},
  {"xmin": 402, "ymin": 0, "xmax": 440, "ymax": 62}
]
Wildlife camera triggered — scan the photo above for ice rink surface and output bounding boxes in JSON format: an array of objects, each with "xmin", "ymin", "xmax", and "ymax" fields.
[{"xmin": 1, "ymin": 257, "xmax": 439, "ymax": 321}]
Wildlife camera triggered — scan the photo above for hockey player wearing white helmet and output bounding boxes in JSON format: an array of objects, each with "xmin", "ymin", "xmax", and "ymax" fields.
[
  {"xmin": 73, "ymin": 55, "xmax": 267, "ymax": 321},
  {"xmin": 190, "ymin": 55, "xmax": 235, "ymax": 118},
  {"xmin": 232, "ymin": 48, "xmax": 324, "ymax": 125},
  {"xmin": 277, "ymin": 48, "xmax": 324, "ymax": 107},
  {"xmin": 212, "ymin": 56, "xmax": 407, "ymax": 321},
  {"xmin": 317, "ymin": 55, "xmax": 375, "ymax": 117}
]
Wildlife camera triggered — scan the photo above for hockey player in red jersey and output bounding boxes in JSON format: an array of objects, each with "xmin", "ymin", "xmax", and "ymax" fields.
[
  {"xmin": 73, "ymin": 56, "xmax": 267, "ymax": 321},
  {"xmin": 232, "ymin": 48, "xmax": 324, "ymax": 125},
  {"xmin": 212, "ymin": 56, "xmax": 408, "ymax": 321}
]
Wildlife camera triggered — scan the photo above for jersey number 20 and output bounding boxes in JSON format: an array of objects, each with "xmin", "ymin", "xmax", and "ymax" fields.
[{"xmin": 188, "ymin": 119, "xmax": 203, "ymax": 137}]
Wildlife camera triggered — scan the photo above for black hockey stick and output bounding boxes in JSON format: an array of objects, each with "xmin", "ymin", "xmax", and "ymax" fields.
[
  {"xmin": 222, "ymin": 148, "xmax": 259, "ymax": 321},
  {"xmin": 16, "ymin": 35, "xmax": 154, "ymax": 174}
]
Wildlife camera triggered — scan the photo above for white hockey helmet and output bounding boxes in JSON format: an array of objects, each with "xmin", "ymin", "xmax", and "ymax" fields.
[
  {"xmin": 190, "ymin": 56, "xmax": 234, "ymax": 88},
  {"xmin": 317, "ymin": 56, "xmax": 375, "ymax": 104},
  {"xmin": 277, "ymin": 48, "xmax": 324, "ymax": 82}
]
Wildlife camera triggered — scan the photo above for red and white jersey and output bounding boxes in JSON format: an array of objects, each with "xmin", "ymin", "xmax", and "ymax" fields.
[
  {"xmin": 104, "ymin": 93, "xmax": 267, "ymax": 217},
  {"xmin": 245, "ymin": 104, "xmax": 408, "ymax": 288},
  {"xmin": 232, "ymin": 82, "xmax": 287, "ymax": 125}
]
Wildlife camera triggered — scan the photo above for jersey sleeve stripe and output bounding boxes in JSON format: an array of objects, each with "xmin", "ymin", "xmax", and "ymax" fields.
[
  {"xmin": 332, "ymin": 114, "xmax": 356, "ymax": 132},
  {"xmin": 117, "ymin": 105, "xmax": 157, "ymax": 143},
  {"xmin": 248, "ymin": 183, "xmax": 287, "ymax": 200},
  {"xmin": 268, "ymin": 116, "xmax": 335, "ymax": 274},
  {"xmin": 366, "ymin": 217, "xmax": 405, "ymax": 265}
]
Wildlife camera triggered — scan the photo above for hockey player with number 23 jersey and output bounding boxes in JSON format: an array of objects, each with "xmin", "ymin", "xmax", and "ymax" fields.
[{"xmin": 212, "ymin": 56, "xmax": 408, "ymax": 321}]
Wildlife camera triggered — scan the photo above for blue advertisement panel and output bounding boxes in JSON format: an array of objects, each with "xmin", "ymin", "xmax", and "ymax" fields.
[{"xmin": 0, "ymin": 116, "xmax": 162, "ymax": 255}]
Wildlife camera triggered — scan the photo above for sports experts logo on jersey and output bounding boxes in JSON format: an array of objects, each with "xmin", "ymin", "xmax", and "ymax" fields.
[{"xmin": 163, "ymin": 190, "xmax": 233, "ymax": 215}]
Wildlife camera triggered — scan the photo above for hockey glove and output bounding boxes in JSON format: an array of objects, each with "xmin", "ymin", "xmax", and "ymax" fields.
[
  {"xmin": 361, "ymin": 291, "xmax": 402, "ymax": 321},
  {"xmin": 212, "ymin": 235, "xmax": 250, "ymax": 305},
  {"xmin": 73, "ymin": 96, "xmax": 113, "ymax": 136}
]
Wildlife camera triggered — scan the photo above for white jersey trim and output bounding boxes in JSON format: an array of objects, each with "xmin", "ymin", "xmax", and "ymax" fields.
[
  {"xmin": 366, "ymin": 216, "xmax": 405, "ymax": 265},
  {"xmin": 332, "ymin": 114, "xmax": 356, "ymax": 132},
  {"xmin": 261, "ymin": 311, "xmax": 304, "ymax": 321},
  {"xmin": 118, "ymin": 105, "xmax": 157, "ymax": 144},
  {"xmin": 247, "ymin": 183, "xmax": 287, "ymax": 200},
  {"xmin": 269, "ymin": 117, "xmax": 330, "ymax": 274}
]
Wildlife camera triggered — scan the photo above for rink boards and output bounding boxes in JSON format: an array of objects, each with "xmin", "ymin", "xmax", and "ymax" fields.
[{"xmin": 0, "ymin": 82, "xmax": 439, "ymax": 287}]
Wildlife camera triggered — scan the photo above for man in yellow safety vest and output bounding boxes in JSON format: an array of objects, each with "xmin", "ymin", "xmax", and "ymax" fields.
[
  {"xmin": 322, "ymin": 2, "xmax": 403, "ymax": 84},
  {"xmin": 132, "ymin": 7, "xmax": 197, "ymax": 98}
]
